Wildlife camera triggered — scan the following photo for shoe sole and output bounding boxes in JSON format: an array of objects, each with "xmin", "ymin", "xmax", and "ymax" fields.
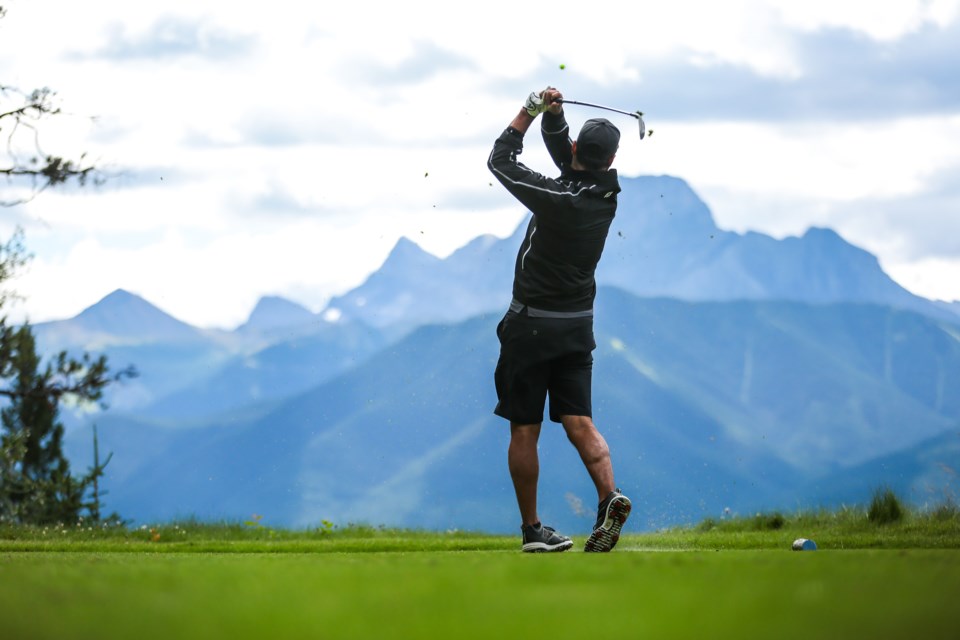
[
  {"xmin": 584, "ymin": 495, "xmax": 631, "ymax": 552},
  {"xmin": 522, "ymin": 539, "xmax": 574, "ymax": 553}
]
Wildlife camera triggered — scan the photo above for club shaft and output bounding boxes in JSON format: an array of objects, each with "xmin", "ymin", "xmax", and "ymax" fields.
[{"xmin": 557, "ymin": 99, "xmax": 641, "ymax": 119}]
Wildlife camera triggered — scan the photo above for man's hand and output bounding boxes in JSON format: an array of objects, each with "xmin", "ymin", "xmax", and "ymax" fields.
[
  {"xmin": 526, "ymin": 87, "xmax": 563, "ymax": 116},
  {"xmin": 542, "ymin": 87, "xmax": 563, "ymax": 114},
  {"xmin": 524, "ymin": 90, "xmax": 547, "ymax": 117},
  {"xmin": 512, "ymin": 87, "xmax": 563, "ymax": 134}
]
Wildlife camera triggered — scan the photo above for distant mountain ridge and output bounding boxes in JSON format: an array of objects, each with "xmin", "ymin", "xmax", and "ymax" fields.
[
  {"xmin": 794, "ymin": 428, "xmax": 960, "ymax": 509},
  {"xmin": 33, "ymin": 289, "xmax": 385, "ymax": 416},
  {"xmin": 239, "ymin": 296, "xmax": 316, "ymax": 333},
  {"xmin": 36, "ymin": 288, "xmax": 204, "ymax": 350},
  {"xmin": 323, "ymin": 227, "xmax": 523, "ymax": 333},
  {"xmin": 38, "ymin": 175, "xmax": 954, "ymax": 345},
  {"xmin": 34, "ymin": 172, "xmax": 957, "ymax": 421},
  {"xmin": 35, "ymin": 172, "xmax": 960, "ymax": 532},
  {"xmin": 935, "ymin": 300, "xmax": 960, "ymax": 319},
  {"xmin": 322, "ymin": 175, "xmax": 955, "ymax": 332},
  {"xmin": 65, "ymin": 290, "xmax": 960, "ymax": 531}
]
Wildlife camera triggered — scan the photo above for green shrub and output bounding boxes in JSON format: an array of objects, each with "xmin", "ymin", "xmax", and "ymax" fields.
[
  {"xmin": 696, "ymin": 518, "xmax": 718, "ymax": 532},
  {"xmin": 868, "ymin": 487, "xmax": 904, "ymax": 525},
  {"xmin": 752, "ymin": 512, "xmax": 786, "ymax": 530},
  {"xmin": 929, "ymin": 499, "xmax": 959, "ymax": 523}
]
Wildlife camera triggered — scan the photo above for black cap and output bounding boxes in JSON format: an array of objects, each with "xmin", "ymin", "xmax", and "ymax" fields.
[{"xmin": 576, "ymin": 118, "xmax": 620, "ymax": 166}]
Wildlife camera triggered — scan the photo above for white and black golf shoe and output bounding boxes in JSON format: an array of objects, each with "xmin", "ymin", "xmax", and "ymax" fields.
[
  {"xmin": 584, "ymin": 489, "xmax": 631, "ymax": 552},
  {"xmin": 521, "ymin": 522, "xmax": 574, "ymax": 553}
]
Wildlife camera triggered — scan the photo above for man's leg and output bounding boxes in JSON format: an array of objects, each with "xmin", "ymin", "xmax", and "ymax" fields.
[
  {"xmin": 510, "ymin": 421, "xmax": 573, "ymax": 552},
  {"xmin": 508, "ymin": 422, "xmax": 542, "ymax": 526},
  {"xmin": 560, "ymin": 415, "xmax": 615, "ymax": 502},
  {"xmin": 562, "ymin": 415, "xmax": 632, "ymax": 552}
]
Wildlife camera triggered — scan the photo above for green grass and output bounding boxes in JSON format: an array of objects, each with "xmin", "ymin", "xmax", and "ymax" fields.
[
  {"xmin": 0, "ymin": 519, "xmax": 517, "ymax": 553},
  {"xmin": 4, "ymin": 548, "xmax": 959, "ymax": 639},
  {"xmin": 3, "ymin": 506, "xmax": 959, "ymax": 639},
  {"xmin": 4, "ymin": 503, "xmax": 957, "ymax": 552}
]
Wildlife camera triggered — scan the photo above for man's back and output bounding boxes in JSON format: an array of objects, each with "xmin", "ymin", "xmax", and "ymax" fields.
[{"xmin": 487, "ymin": 111, "xmax": 621, "ymax": 312}]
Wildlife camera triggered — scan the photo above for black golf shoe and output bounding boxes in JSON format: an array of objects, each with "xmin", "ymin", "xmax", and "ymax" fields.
[
  {"xmin": 584, "ymin": 489, "xmax": 631, "ymax": 552},
  {"xmin": 521, "ymin": 522, "xmax": 573, "ymax": 553}
]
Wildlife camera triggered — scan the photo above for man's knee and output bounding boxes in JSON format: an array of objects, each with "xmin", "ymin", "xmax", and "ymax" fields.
[
  {"xmin": 562, "ymin": 415, "xmax": 609, "ymax": 456},
  {"xmin": 510, "ymin": 422, "xmax": 542, "ymax": 444},
  {"xmin": 561, "ymin": 414, "xmax": 596, "ymax": 438}
]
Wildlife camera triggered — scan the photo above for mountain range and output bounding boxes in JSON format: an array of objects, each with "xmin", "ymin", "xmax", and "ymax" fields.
[
  {"xmin": 324, "ymin": 176, "xmax": 958, "ymax": 332},
  {"xmin": 33, "ymin": 174, "xmax": 959, "ymax": 533}
]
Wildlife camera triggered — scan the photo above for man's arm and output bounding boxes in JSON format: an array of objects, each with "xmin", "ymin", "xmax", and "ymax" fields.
[
  {"xmin": 508, "ymin": 109, "xmax": 536, "ymax": 136},
  {"xmin": 542, "ymin": 111, "xmax": 572, "ymax": 170},
  {"xmin": 534, "ymin": 88, "xmax": 571, "ymax": 169},
  {"xmin": 487, "ymin": 121, "xmax": 557, "ymax": 216},
  {"xmin": 488, "ymin": 88, "xmax": 583, "ymax": 214},
  {"xmin": 487, "ymin": 89, "xmax": 551, "ymax": 188}
]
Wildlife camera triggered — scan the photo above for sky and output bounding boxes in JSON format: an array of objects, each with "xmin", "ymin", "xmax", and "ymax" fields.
[{"xmin": 1, "ymin": 0, "xmax": 959, "ymax": 329}]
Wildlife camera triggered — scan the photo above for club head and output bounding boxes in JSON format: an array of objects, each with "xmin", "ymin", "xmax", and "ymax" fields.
[{"xmin": 559, "ymin": 99, "xmax": 648, "ymax": 140}]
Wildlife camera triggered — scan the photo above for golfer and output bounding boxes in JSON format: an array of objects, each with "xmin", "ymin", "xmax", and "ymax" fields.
[{"xmin": 488, "ymin": 87, "xmax": 632, "ymax": 553}]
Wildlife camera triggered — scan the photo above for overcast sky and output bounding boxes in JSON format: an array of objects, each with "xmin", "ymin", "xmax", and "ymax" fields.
[{"xmin": 2, "ymin": 0, "xmax": 959, "ymax": 328}]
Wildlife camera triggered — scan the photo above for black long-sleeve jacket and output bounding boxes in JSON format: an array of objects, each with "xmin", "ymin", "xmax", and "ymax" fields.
[{"xmin": 487, "ymin": 111, "xmax": 621, "ymax": 313}]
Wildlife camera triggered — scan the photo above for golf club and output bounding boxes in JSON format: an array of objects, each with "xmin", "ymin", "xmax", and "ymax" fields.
[{"xmin": 556, "ymin": 99, "xmax": 646, "ymax": 139}]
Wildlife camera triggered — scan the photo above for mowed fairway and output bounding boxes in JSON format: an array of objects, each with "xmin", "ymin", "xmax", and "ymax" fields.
[{"xmin": 3, "ymin": 543, "xmax": 959, "ymax": 639}]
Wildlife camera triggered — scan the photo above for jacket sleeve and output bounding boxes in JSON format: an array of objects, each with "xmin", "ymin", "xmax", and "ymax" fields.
[
  {"xmin": 487, "ymin": 127, "xmax": 550, "ymax": 210},
  {"xmin": 541, "ymin": 111, "xmax": 573, "ymax": 170},
  {"xmin": 487, "ymin": 126, "xmax": 578, "ymax": 219}
]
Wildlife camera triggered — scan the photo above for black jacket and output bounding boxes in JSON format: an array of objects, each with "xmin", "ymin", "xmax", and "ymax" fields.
[{"xmin": 487, "ymin": 111, "xmax": 621, "ymax": 313}]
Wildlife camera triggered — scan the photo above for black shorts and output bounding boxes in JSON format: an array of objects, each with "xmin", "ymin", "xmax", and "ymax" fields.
[{"xmin": 493, "ymin": 310, "xmax": 596, "ymax": 424}]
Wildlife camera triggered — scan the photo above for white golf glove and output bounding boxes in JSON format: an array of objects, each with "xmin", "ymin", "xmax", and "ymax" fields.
[{"xmin": 525, "ymin": 90, "xmax": 548, "ymax": 117}]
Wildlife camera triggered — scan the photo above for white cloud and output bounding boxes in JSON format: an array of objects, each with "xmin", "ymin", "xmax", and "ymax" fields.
[
  {"xmin": 773, "ymin": 0, "xmax": 960, "ymax": 39},
  {"xmin": 651, "ymin": 114, "xmax": 960, "ymax": 205},
  {"xmin": 3, "ymin": 0, "xmax": 960, "ymax": 325},
  {"xmin": 886, "ymin": 256, "xmax": 960, "ymax": 303}
]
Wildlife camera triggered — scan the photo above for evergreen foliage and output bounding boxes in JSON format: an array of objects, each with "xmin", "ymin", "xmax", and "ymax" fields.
[
  {"xmin": 0, "ymin": 325, "xmax": 126, "ymax": 524},
  {"xmin": 0, "ymin": 5, "xmax": 131, "ymax": 524},
  {"xmin": 0, "ymin": 247, "xmax": 132, "ymax": 526}
]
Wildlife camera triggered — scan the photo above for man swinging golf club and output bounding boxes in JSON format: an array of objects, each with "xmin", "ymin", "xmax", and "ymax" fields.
[{"xmin": 488, "ymin": 87, "xmax": 632, "ymax": 552}]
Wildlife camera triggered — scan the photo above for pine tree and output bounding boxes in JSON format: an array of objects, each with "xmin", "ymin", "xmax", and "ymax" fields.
[
  {"xmin": 0, "ymin": 326, "xmax": 127, "ymax": 524},
  {"xmin": 0, "ymin": 5, "xmax": 131, "ymax": 525}
]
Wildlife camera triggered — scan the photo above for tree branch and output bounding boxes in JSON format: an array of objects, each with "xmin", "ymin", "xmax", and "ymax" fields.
[
  {"xmin": 0, "ymin": 360, "xmax": 138, "ymax": 405},
  {"xmin": 1, "ymin": 85, "xmax": 100, "ymax": 207}
]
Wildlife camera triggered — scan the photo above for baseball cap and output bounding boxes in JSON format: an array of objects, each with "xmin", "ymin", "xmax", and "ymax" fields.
[{"xmin": 576, "ymin": 118, "xmax": 620, "ymax": 166}]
